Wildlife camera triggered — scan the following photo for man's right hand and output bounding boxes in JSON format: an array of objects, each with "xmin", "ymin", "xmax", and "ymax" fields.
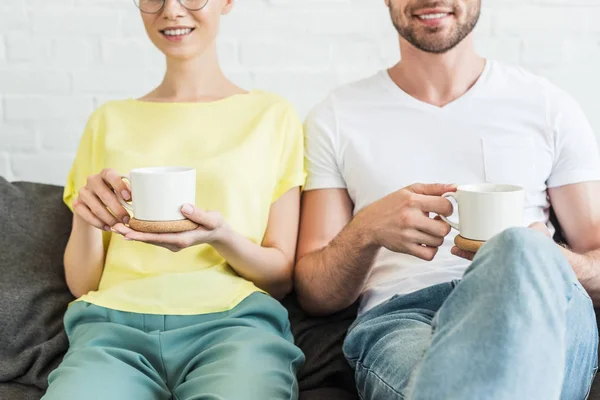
[
  {"xmin": 72, "ymin": 168, "xmax": 131, "ymax": 231},
  {"xmin": 356, "ymin": 183, "xmax": 456, "ymax": 261}
]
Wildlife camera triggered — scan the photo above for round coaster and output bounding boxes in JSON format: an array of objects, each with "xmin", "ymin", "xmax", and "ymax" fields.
[
  {"xmin": 454, "ymin": 235, "xmax": 485, "ymax": 253},
  {"xmin": 129, "ymin": 218, "xmax": 199, "ymax": 233}
]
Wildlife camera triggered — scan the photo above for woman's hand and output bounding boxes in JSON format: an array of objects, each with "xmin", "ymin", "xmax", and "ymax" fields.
[
  {"xmin": 73, "ymin": 168, "xmax": 131, "ymax": 231},
  {"xmin": 112, "ymin": 204, "xmax": 226, "ymax": 252}
]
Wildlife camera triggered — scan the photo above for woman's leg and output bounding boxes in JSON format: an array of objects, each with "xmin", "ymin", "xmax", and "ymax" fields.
[
  {"xmin": 165, "ymin": 293, "xmax": 305, "ymax": 400},
  {"xmin": 42, "ymin": 302, "xmax": 170, "ymax": 400}
]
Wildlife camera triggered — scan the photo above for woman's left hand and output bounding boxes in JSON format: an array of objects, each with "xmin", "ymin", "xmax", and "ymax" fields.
[{"xmin": 112, "ymin": 204, "xmax": 227, "ymax": 252}]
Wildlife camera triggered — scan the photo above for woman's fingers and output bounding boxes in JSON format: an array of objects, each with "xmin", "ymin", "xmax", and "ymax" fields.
[
  {"xmin": 94, "ymin": 181, "xmax": 130, "ymax": 223},
  {"xmin": 78, "ymin": 187, "xmax": 119, "ymax": 227},
  {"xmin": 73, "ymin": 198, "xmax": 107, "ymax": 230},
  {"xmin": 101, "ymin": 169, "xmax": 131, "ymax": 201}
]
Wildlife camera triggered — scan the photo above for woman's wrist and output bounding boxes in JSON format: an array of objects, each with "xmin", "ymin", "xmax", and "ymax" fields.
[{"xmin": 209, "ymin": 223, "xmax": 233, "ymax": 247}]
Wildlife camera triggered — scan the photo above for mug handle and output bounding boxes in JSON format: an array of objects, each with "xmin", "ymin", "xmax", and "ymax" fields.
[
  {"xmin": 117, "ymin": 175, "xmax": 133, "ymax": 214},
  {"xmin": 440, "ymin": 192, "xmax": 460, "ymax": 231}
]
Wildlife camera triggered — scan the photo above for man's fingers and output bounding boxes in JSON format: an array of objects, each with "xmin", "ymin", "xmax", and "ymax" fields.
[
  {"xmin": 406, "ymin": 229, "xmax": 445, "ymax": 248},
  {"xmin": 417, "ymin": 216, "xmax": 452, "ymax": 238},
  {"xmin": 407, "ymin": 244, "xmax": 438, "ymax": 261},
  {"xmin": 451, "ymin": 246, "xmax": 475, "ymax": 261},
  {"xmin": 409, "ymin": 183, "xmax": 457, "ymax": 197},
  {"xmin": 101, "ymin": 168, "xmax": 131, "ymax": 201},
  {"xmin": 416, "ymin": 195, "xmax": 454, "ymax": 216},
  {"xmin": 529, "ymin": 222, "xmax": 551, "ymax": 238}
]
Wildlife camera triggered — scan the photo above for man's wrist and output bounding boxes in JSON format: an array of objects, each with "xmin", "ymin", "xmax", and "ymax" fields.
[{"xmin": 349, "ymin": 210, "xmax": 380, "ymax": 250}]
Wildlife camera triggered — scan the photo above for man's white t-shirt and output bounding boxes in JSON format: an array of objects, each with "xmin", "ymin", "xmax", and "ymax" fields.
[{"xmin": 304, "ymin": 60, "xmax": 600, "ymax": 315}]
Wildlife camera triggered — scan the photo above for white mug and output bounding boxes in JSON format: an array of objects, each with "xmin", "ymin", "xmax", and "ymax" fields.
[
  {"xmin": 118, "ymin": 166, "xmax": 196, "ymax": 222},
  {"xmin": 440, "ymin": 183, "xmax": 525, "ymax": 241}
]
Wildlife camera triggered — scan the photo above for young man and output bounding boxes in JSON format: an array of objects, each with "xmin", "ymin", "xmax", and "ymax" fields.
[{"xmin": 295, "ymin": 0, "xmax": 600, "ymax": 398}]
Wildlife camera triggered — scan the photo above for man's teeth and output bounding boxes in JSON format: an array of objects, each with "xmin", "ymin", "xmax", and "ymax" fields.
[
  {"xmin": 163, "ymin": 28, "xmax": 193, "ymax": 36},
  {"xmin": 419, "ymin": 13, "xmax": 449, "ymax": 20}
]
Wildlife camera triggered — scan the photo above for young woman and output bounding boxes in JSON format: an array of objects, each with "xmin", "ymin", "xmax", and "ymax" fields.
[{"xmin": 43, "ymin": 0, "xmax": 305, "ymax": 399}]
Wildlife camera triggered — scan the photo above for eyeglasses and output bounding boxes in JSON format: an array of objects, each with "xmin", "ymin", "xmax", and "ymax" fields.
[{"xmin": 134, "ymin": 0, "xmax": 209, "ymax": 14}]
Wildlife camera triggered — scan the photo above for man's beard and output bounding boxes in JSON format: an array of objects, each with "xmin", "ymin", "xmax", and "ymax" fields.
[{"xmin": 391, "ymin": 1, "xmax": 481, "ymax": 54}]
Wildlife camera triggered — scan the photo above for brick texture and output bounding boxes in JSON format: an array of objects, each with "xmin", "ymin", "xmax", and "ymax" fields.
[{"xmin": 1, "ymin": 0, "xmax": 599, "ymax": 184}]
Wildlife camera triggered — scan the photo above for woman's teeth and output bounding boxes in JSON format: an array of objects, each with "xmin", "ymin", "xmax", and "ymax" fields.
[
  {"xmin": 419, "ymin": 13, "xmax": 449, "ymax": 20},
  {"xmin": 163, "ymin": 28, "xmax": 193, "ymax": 36}
]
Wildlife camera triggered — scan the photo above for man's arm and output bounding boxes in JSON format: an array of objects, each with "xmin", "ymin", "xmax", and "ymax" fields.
[
  {"xmin": 294, "ymin": 189, "xmax": 377, "ymax": 316},
  {"xmin": 295, "ymin": 183, "xmax": 455, "ymax": 316},
  {"xmin": 549, "ymin": 181, "xmax": 600, "ymax": 305}
]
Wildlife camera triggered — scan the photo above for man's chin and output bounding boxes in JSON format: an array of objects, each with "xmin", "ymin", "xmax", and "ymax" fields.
[{"xmin": 407, "ymin": 37, "xmax": 462, "ymax": 54}]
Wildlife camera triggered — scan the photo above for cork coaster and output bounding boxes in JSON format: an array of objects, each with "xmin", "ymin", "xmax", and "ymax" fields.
[
  {"xmin": 129, "ymin": 218, "xmax": 198, "ymax": 233},
  {"xmin": 454, "ymin": 235, "xmax": 485, "ymax": 253}
]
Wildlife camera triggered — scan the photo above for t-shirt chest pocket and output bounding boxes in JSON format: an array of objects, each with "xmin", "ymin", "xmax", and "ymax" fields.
[{"xmin": 481, "ymin": 136, "xmax": 537, "ymax": 188}]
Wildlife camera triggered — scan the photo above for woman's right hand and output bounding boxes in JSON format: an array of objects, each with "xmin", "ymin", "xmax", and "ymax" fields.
[{"xmin": 72, "ymin": 168, "xmax": 131, "ymax": 231}]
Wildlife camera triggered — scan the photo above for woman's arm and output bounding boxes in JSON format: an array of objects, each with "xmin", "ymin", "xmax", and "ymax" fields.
[
  {"xmin": 64, "ymin": 213, "xmax": 106, "ymax": 298},
  {"xmin": 114, "ymin": 187, "xmax": 301, "ymax": 300},
  {"xmin": 211, "ymin": 187, "xmax": 300, "ymax": 299},
  {"xmin": 64, "ymin": 169, "xmax": 132, "ymax": 298}
]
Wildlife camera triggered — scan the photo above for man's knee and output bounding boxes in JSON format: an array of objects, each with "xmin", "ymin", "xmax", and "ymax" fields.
[
  {"xmin": 490, "ymin": 226, "xmax": 553, "ymax": 253},
  {"xmin": 467, "ymin": 227, "xmax": 576, "ymax": 303},
  {"xmin": 480, "ymin": 227, "xmax": 570, "ymax": 275}
]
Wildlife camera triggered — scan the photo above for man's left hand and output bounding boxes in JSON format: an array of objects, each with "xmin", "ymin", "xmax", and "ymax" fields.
[{"xmin": 451, "ymin": 222, "xmax": 551, "ymax": 261}]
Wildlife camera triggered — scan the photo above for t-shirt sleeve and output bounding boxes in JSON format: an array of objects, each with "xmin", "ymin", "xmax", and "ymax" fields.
[
  {"xmin": 272, "ymin": 106, "xmax": 307, "ymax": 203},
  {"xmin": 546, "ymin": 89, "xmax": 600, "ymax": 188},
  {"xmin": 63, "ymin": 109, "xmax": 103, "ymax": 211},
  {"xmin": 303, "ymin": 97, "xmax": 347, "ymax": 191}
]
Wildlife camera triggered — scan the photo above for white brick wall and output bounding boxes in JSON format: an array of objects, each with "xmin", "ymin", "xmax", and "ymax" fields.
[{"xmin": 1, "ymin": 0, "xmax": 600, "ymax": 185}]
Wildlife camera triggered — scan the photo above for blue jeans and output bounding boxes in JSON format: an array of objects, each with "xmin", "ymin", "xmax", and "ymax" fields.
[{"xmin": 343, "ymin": 228, "xmax": 599, "ymax": 400}]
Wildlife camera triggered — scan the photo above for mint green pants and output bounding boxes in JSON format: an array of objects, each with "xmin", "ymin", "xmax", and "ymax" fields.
[{"xmin": 42, "ymin": 293, "xmax": 304, "ymax": 400}]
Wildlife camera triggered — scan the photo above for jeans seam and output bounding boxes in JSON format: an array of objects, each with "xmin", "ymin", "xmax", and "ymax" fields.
[
  {"xmin": 157, "ymin": 332, "xmax": 169, "ymax": 389},
  {"xmin": 355, "ymin": 360, "xmax": 405, "ymax": 399}
]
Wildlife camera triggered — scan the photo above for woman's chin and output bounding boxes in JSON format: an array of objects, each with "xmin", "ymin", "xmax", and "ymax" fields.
[{"xmin": 160, "ymin": 47, "xmax": 204, "ymax": 62}]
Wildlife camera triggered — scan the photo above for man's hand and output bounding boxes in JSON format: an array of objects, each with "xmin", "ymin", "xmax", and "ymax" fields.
[
  {"xmin": 113, "ymin": 204, "xmax": 227, "ymax": 252},
  {"xmin": 356, "ymin": 183, "xmax": 455, "ymax": 261},
  {"xmin": 451, "ymin": 222, "xmax": 552, "ymax": 261}
]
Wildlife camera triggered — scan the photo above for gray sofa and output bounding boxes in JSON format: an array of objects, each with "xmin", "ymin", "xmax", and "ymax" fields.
[{"xmin": 1, "ymin": 177, "xmax": 599, "ymax": 400}]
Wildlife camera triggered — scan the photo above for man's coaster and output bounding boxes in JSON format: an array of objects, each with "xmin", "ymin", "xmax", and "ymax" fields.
[
  {"xmin": 129, "ymin": 218, "xmax": 199, "ymax": 233},
  {"xmin": 454, "ymin": 235, "xmax": 485, "ymax": 253}
]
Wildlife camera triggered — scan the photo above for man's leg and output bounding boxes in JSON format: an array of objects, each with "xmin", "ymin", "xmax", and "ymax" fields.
[
  {"xmin": 407, "ymin": 227, "xmax": 598, "ymax": 400},
  {"xmin": 342, "ymin": 282, "xmax": 455, "ymax": 399}
]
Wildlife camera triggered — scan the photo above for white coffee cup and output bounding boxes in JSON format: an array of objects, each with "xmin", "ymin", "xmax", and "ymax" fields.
[
  {"xmin": 118, "ymin": 166, "xmax": 196, "ymax": 222},
  {"xmin": 440, "ymin": 183, "xmax": 525, "ymax": 241}
]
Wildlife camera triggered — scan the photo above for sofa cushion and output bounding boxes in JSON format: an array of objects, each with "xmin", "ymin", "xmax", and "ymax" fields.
[
  {"xmin": 282, "ymin": 294, "xmax": 359, "ymax": 399},
  {"xmin": 0, "ymin": 382, "xmax": 44, "ymax": 400},
  {"xmin": 0, "ymin": 178, "xmax": 74, "ymax": 389}
]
